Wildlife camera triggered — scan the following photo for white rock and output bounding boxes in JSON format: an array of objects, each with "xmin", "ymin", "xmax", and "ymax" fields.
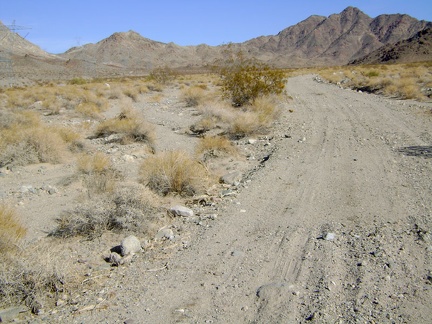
[
  {"xmin": 120, "ymin": 235, "xmax": 142, "ymax": 256},
  {"xmin": 170, "ymin": 205, "xmax": 194, "ymax": 217},
  {"xmin": 324, "ymin": 233, "xmax": 336, "ymax": 241},
  {"xmin": 155, "ymin": 228, "xmax": 174, "ymax": 240}
]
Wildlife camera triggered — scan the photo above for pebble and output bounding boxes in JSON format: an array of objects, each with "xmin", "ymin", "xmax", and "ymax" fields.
[
  {"xmin": 324, "ymin": 233, "xmax": 336, "ymax": 241},
  {"xmin": 156, "ymin": 228, "xmax": 174, "ymax": 240}
]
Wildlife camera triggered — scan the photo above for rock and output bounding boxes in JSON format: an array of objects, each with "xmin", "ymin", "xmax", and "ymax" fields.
[
  {"xmin": 155, "ymin": 228, "xmax": 174, "ymax": 240},
  {"xmin": 123, "ymin": 154, "xmax": 135, "ymax": 162},
  {"xmin": 221, "ymin": 189, "xmax": 236, "ymax": 197},
  {"xmin": 20, "ymin": 185, "xmax": 37, "ymax": 194},
  {"xmin": 170, "ymin": 205, "xmax": 194, "ymax": 217},
  {"xmin": 220, "ymin": 171, "xmax": 242, "ymax": 186},
  {"xmin": 0, "ymin": 306, "xmax": 28, "ymax": 322},
  {"xmin": 248, "ymin": 138, "xmax": 258, "ymax": 144},
  {"xmin": 109, "ymin": 252, "xmax": 122, "ymax": 266},
  {"xmin": 120, "ymin": 235, "xmax": 142, "ymax": 256},
  {"xmin": 41, "ymin": 184, "xmax": 58, "ymax": 194},
  {"xmin": 324, "ymin": 232, "xmax": 336, "ymax": 241}
]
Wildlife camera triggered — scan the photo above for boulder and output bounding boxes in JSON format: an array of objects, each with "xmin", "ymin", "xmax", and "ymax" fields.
[
  {"xmin": 120, "ymin": 235, "xmax": 142, "ymax": 256},
  {"xmin": 170, "ymin": 205, "xmax": 194, "ymax": 217}
]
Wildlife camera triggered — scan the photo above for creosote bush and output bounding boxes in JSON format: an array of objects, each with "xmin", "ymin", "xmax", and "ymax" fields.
[
  {"xmin": 216, "ymin": 48, "xmax": 287, "ymax": 106},
  {"xmin": 139, "ymin": 150, "xmax": 212, "ymax": 196}
]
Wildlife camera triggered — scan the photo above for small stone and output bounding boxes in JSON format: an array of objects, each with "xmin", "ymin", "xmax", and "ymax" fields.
[
  {"xmin": 120, "ymin": 235, "xmax": 142, "ymax": 256},
  {"xmin": 324, "ymin": 233, "xmax": 336, "ymax": 241},
  {"xmin": 231, "ymin": 250, "xmax": 244, "ymax": 257},
  {"xmin": 123, "ymin": 154, "xmax": 135, "ymax": 162},
  {"xmin": 155, "ymin": 228, "xmax": 174, "ymax": 241},
  {"xmin": 109, "ymin": 252, "xmax": 122, "ymax": 266},
  {"xmin": 170, "ymin": 205, "xmax": 194, "ymax": 217},
  {"xmin": 248, "ymin": 138, "xmax": 257, "ymax": 144},
  {"xmin": 220, "ymin": 171, "xmax": 242, "ymax": 186},
  {"xmin": 56, "ymin": 299, "xmax": 66, "ymax": 307}
]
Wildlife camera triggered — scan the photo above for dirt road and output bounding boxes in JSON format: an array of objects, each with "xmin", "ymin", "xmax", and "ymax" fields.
[{"xmin": 70, "ymin": 75, "xmax": 432, "ymax": 323}]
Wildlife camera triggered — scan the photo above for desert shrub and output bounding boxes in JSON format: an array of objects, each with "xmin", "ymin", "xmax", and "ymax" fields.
[
  {"xmin": 0, "ymin": 113, "xmax": 68, "ymax": 167},
  {"xmin": 51, "ymin": 185, "xmax": 162, "ymax": 239},
  {"xmin": 52, "ymin": 126, "xmax": 84, "ymax": 152},
  {"xmin": 0, "ymin": 254, "xmax": 64, "ymax": 311},
  {"xmin": 77, "ymin": 152, "xmax": 120, "ymax": 195},
  {"xmin": 139, "ymin": 150, "xmax": 212, "ymax": 196},
  {"xmin": 228, "ymin": 111, "xmax": 262, "ymax": 138},
  {"xmin": 196, "ymin": 135, "xmax": 237, "ymax": 159},
  {"xmin": 149, "ymin": 66, "xmax": 176, "ymax": 84},
  {"xmin": 69, "ymin": 77, "xmax": 87, "ymax": 85},
  {"xmin": 318, "ymin": 62, "xmax": 431, "ymax": 101},
  {"xmin": 94, "ymin": 105, "xmax": 155, "ymax": 148},
  {"xmin": 123, "ymin": 87, "xmax": 140, "ymax": 102},
  {"xmin": 0, "ymin": 204, "xmax": 26, "ymax": 253},
  {"xmin": 365, "ymin": 70, "xmax": 379, "ymax": 77},
  {"xmin": 181, "ymin": 86, "xmax": 206, "ymax": 107},
  {"xmin": 250, "ymin": 95, "xmax": 280, "ymax": 125},
  {"xmin": 216, "ymin": 49, "xmax": 286, "ymax": 106}
]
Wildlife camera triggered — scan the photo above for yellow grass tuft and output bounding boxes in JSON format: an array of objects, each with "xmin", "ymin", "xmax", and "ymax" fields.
[
  {"xmin": 139, "ymin": 150, "xmax": 212, "ymax": 196},
  {"xmin": 0, "ymin": 204, "xmax": 27, "ymax": 253},
  {"xmin": 95, "ymin": 105, "xmax": 155, "ymax": 147},
  {"xmin": 196, "ymin": 135, "xmax": 237, "ymax": 158}
]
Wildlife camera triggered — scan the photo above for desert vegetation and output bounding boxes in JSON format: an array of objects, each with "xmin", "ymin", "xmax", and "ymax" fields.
[
  {"xmin": 317, "ymin": 61, "xmax": 432, "ymax": 101},
  {"xmin": 1, "ymin": 58, "xmax": 430, "ymax": 320},
  {"xmin": 215, "ymin": 48, "xmax": 287, "ymax": 107}
]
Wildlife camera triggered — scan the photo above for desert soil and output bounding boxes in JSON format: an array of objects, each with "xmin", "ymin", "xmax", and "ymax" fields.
[{"xmin": 2, "ymin": 75, "xmax": 432, "ymax": 323}]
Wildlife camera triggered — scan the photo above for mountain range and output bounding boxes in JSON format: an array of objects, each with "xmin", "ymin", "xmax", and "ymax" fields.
[{"xmin": 0, "ymin": 6, "xmax": 431, "ymax": 81}]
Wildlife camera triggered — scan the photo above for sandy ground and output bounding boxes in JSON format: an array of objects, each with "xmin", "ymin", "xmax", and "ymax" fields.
[{"xmin": 2, "ymin": 75, "xmax": 432, "ymax": 323}]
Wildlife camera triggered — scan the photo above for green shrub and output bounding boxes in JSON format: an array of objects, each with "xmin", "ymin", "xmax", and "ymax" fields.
[{"xmin": 216, "ymin": 49, "xmax": 286, "ymax": 106}]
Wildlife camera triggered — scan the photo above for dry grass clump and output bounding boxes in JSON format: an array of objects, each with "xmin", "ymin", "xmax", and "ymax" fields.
[
  {"xmin": 51, "ymin": 184, "xmax": 163, "ymax": 239},
  {"xmin": 94, "ymin": 105, "xmax": 155, "ymax": 148},
  {"xmin": 139, "ymin": 150, "xmax": 212, "ymax": 197},
  {"xmin": 51, "ymin": 126, "xmax": 84, "ymax": 152},
  {"xmin": 181, "ymin": 85, "xmax": 207, "ymax": 107},
  {"xmin": 189, "ymin": 95, "xmax": 280, "ymax": 139},
  {"xmin": 196, "ymin": 136, "xmax": 237, "ymax": 159},
  {"xmin": 0, "ymin": 252, "xmax": 65, "ymax": 312},
  {"xmin": 0, "ymin": 204, "xmax": 27, "ymax": 253},
  {"xmin": 0, "ymin": 110, "xmax": 69, "ymax": 167},
  {"xmin": 149, "ymin": 66, "xmax": 177, "ymax": 84},
  {"xmin": 318, "ymin": 62, "xmax": 432, "ymax": 101},
  {"xmin": 4, "ymin": 83, "xmax": 109, "ymax": 118},
  {"xmin": 77, "ymin": 152, "xmax": 120, "ymax": 195}
]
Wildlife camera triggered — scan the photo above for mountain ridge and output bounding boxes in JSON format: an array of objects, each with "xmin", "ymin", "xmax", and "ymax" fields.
[{"xmin": 1, "ymin": 6, "xmax": 431, "ymax": 81}]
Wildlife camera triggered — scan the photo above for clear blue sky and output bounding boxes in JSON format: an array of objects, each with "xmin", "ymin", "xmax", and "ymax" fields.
[{"xmin": 1, "ymin": 0, "xmax": 431, "ymax": 54}]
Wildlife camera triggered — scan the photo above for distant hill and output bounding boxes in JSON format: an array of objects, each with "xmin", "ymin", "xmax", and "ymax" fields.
[
  {"xmin": 0, "ymin": 6, "xmax": 431, "ymax": 82},
  {"xmin": 349, "ymin": 27, "xmax": 432, "ymax": 65}
]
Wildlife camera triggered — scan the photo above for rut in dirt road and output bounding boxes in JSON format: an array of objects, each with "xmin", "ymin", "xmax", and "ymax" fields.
[{"xmin": 72, "ymin": 75, "xmax": 432, "ymax": 323}]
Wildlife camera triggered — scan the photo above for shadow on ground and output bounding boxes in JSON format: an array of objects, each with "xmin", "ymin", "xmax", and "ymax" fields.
[{"xmin": 398, "ymin": 146, "xmax": 432, "ymax": 158}]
